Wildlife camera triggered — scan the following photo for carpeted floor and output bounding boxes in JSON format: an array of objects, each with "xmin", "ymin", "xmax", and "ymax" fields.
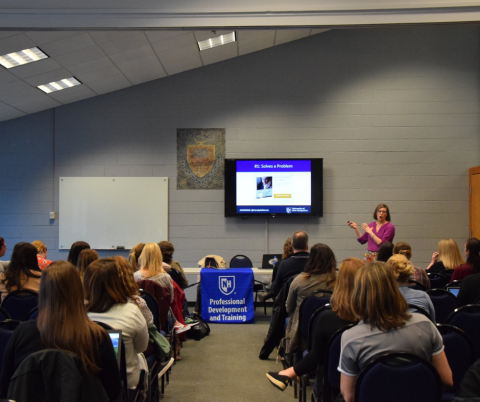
[{"xmin": 163, "ymin": 308, "xmax": 303, "ymax": 401}]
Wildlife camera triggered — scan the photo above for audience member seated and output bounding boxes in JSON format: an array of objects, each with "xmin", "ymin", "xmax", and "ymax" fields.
[
  {"xmin": 386, "ymin": 254, "xmax": 436, "ymax": 322},
  {"xmin": 84, "ymin": 258, "xmax": 149, "ymax": 392},
  {"xmin": 67, "ymin": 241, "xmax": 91, "ymax": 266},
  {"xmin": 259, "ymin": 237, "xmax": 293, "ymax": 303},
  {"xmin": 266, "ymin": 257, "xmax": 363, "ymax": 394},
  {"xmin": 129, "ymin": 242, "xmax": 171, "ymax": 273},
  {"xmin": 393, "ymin": 241, "xmax": 430, "ymax": 290},
  {"xmin": 158, "ymin": 240, "xmax": 189, "ymax": 289},
  {"xmin": 285, "ymin": 243, "xmax": 337, "ymax": 354},
  {"xmin": 133, "ymin": 243, "xmax": 189, "ymax": 334},
  {"xmin": 0, "ymin": 242, "xmax": 41, "ymax": 302},
  {"xmin": 0, "ymin": 261, "xmax": 123, "ymax": 401},
  {"xmin": 31, "ymin": 240, "xmax": 52, "ymax": 270},
  {"xmin": 427, "ymin": 238, "xmax": 465, "ymax": 274},
  {"xmin": 0, "ymin": 237, "xmax": 8, "ymax": 272},
  {"xmin": 267, "ymin": 231, "xmax": 310, "ymax": 300},
  {"xmin": 456, "ymin": 272, "xmax": 480, "ymax": 307},
  {"xmin": 77, "ymin": 249, "xmax": 99, "ymax": 279},
  {"xmin": 376, "ymin": 241, "xmax": 394, "ymax": 262},
  {"xmin": 338, "ymin": 262, "xmax": 452, "ymax": 402},
  {"xmin": 451, "ymin": 238, "xmax": 480, "ymax": 282}
]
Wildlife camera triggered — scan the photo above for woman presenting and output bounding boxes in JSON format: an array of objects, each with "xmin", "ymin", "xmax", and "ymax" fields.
[{"xmin": 348, "ymin": 203, "xmax": 395, "ymax": 262}]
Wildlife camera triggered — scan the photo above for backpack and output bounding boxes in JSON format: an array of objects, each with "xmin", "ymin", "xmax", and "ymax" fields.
[{"xmin": 186, "ymin": 314, "xmax": 211, "ymax": 341}]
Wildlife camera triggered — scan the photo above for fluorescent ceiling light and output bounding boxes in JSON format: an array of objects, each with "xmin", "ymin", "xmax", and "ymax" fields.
[
  {"xmin": 37, "ymin": 77, "xmax": 81, "ymax": 93},
  {"xmin": 0, "ymin": 47, "xmax": 48, "ymax": 69},
  {"xmin": 198, "ymin": 32, "xmax": 236, "ymax": 51}
]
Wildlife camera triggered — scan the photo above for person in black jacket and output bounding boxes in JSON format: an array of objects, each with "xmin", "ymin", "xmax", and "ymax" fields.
[{"xmin": 457, "ymin": 272, "xmax": 480, "ymax": 307}]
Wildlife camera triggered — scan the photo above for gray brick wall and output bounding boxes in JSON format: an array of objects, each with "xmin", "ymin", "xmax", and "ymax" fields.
[{"xmin": 1, "ymin": 24, "xmax": 479, "ymax": 268}]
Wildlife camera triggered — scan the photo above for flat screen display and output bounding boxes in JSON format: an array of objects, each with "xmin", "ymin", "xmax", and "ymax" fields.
[{"xmin": 224, "ymin": 158, "xmax": 323, "ymax": 217}]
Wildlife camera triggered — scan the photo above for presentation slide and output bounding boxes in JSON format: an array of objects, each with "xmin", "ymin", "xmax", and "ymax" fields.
[{"xmin": 236, "ymin": 160, "xmax": 311, "ymax": 214}]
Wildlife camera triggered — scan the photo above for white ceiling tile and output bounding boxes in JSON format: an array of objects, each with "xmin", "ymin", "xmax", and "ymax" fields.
[
  {"xmin": 0, "ymin": 102, "xmax": 25, "ymax": 120},
  {"xmin": 0, "ymin": 34, "xmax": 37, "ymax": 55},
  {"xmin": 123, "ymin": 65, "xmax": 167, "ymax": 85},
  {"xmin": 89, "ymin": 31, "xmax": 142, "ymax": 44},
  {"xmin": 109, "ymin": 45, "xmax": 160, "ymax": 72},
  {"xmin": 236, "ymin": 30, "xmax": 275, "ymax": 40},
  {"xmin": 0, "ymin": 85, "xmax": 60, "ymax": 111},
  {"xmin": 8, "ymin": 58, "xmax": 63, "ymax": 79},
  {"xmin": 67, "ymin": 56, "xmax": 114, "ymax": 76},
  {"xmin": 0, "ymin": 80, "xmax": 34, "ymax": 98},
  {"xmin": 145, "ymin": 30, "xmax": 187, "ymax": 43},
  {"xmin": 23, "ymin": 68, "xmax": 74, "ymax": 87},
  {"xmin": 157, "ymin": 43, "xmax": 202, "ymax": 76},
  {"xmin": 46, "ymin": 84, "xmax": 97, "ymax": 104},
  {"xmin": 76, "ymin": 65, "xmax": 123, "ymax": 83},
  {"xmin": 150, "ymin": 32, "xmax": 196, "ymax": 54},
  {"xmin": 0, "ymin": 70, "xmax": 22, "ymax": 86},
  {"xmin": 12, "ymin": 94, "xmax": 62, "ymax": 114},
  {"xmin": 0, "ymin": 32, "xmax": 20, "ymax": 39},
  {"xmin": 194, "ymin": 30, "xmax": 234, "ymax": 42},
  {"xmin": 25, "ymin": 31, "xmax": 86, "ymax": 45},
  {"xmin": 98, "ymin": 32, "xmax": 149, "ymax": 55},
  {"xmin": 200, "ymin": 42, "xmax": 238, "ymax": 65},
  {"xmin": 275, "ymin": 30, "xmax": 311, "ymax": 45},
  {"xmin": 40, "ymin": 33, "xmax": 96, "ymax": 57},
  {"xmin": 238, "ymin": 31, "xmax": 275, "ymax": 56},
  {"xmin": 86, "ymin": 74, "xmax": 131, "ymax": 95},
  {"xmin": 55, "ymin": 46, "xmax": 106, "ymax": 67}
]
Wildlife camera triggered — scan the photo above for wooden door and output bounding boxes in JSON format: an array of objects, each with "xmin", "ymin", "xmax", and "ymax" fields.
[{"xmin": 470, "ymin": 166, "xmax": 480, "ymax": 238}]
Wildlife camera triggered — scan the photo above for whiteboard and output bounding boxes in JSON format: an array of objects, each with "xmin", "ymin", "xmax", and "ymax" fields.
[{"xmin": 59, "ymin": 177, "xmax": 168, "ymax": 250}]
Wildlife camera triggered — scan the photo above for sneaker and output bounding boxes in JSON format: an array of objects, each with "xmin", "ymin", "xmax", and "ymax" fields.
[
  {"xmin": 184, "ymin": 317, "xmax": 199, "ymax": 326},
  {"xmin": 158, "ymin": 357, "xmax": 174, "ymax": 378},
  {"xmin": 175, "ymin": 324, "xmax": 191, "ymax": 334},
  {"xmin": 266, "ymin": 372, "xmax": 289, "ymax": 391}
]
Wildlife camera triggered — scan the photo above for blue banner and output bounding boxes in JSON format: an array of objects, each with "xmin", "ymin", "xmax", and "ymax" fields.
[{"xmin": 200, "ymin": 268, "xmax": 255, "ymax": 323}]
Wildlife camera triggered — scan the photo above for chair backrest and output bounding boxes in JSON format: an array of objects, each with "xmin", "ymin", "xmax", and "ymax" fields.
[
  {"xmin": 0, "ymin": 306, "xmax": 11, "ymax": 321},
  {"xmin": 139, "ymin": 289, "xmax": 160, "ymax": 330},
  {"xmin": 439, "ymin": 270, "xmax": 454, "ymax": 282},
  {"xmin": 299, "ymin": 291, "xmax": 333, "ymax": 342},
  {"xmin": 1, "ymin": 289, "xmax": 39, "ymax": 321},
  {"xmin": 28, "ymin": 306, "xmax": 39, "ymax": 320},
  {"xmin": 426, "ymin": 288, "xmax": 457, "ymax": 323},
  {"xmin": 168, "ymin": 269, "xmax": 184, "ymax": 288},
  {"xmin": 447, "ymin": 304, "xmax": 480, "ymax": 361},
  {"xmin": 407, "ymin": 280, "xmax": 426, "ymax": 291},
  {"xmin": 323, "ymin": 324, "xmax": 356, "ymax": 402},
  {"xmin": 449, "ymin": 280, "xmax": 462, "ymax": 288},
  {"xmin": 354, "ymin": 352, "xmax": 442, "ymax": 402},
  {"xmin": 427, "ymin": 273, "xmax": 448, "ymax": 290},
  {"xmin": 307, "ymin": 305, "xmax": 331, "ymax": 351},
  {"xmin": 229, "ymin": 255, "xmax": 253, "ymax": 268},
  {"xmin": 436, "ymin": 324, "xmax": 475, "ymax": 392},
  {"xmin": 407, "ymin": 304, "xmax": 432, "ymax": 321},
  {"xmin": 0, "ymin": 320, "xmax": 21, "ymax": 370},
  {"xmin": 136, "ymin": 279, "xmax": 171, "ymax": 331}
]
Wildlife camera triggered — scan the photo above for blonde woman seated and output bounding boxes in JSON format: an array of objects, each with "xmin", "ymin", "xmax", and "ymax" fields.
[
  {"xmin": 129, "ymin": 243, "xmax": 172, "ymax": 272},
  {"xmin": 285, "ymin": 243, "xmax": 336, "ymax": 354},
  {"xmin": 339, "ymin": 262, "xmax": 452, "ymax": 402},
  {"xmin": 427, "ymin": 238, "xmax": 465, "ymax": 274},
  {"xmin": 386, "ymin": 254, "xmax": 436, "ymax": 322},
  {"xmin": 393, "ymin": 242, "xmax": 430, "ymax": 290},
  {"xmin": 133, "ymin": 243, "xmax": 189, "ymax": 334},
  {"xmin": 266, "ymin": 258, "xmax": 363, "ymax": 393}
]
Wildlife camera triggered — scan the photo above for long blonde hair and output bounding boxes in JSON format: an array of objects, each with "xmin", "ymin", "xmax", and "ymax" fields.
[
  {"xmin": 438, "ymin": 239, "xmax": 465, "ymax": 270},
  {"xmin": 139, "ymin": 243, "xmax": 164, "ymax": 277}
]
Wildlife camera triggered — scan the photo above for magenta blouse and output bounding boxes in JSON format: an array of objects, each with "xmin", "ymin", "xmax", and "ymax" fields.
[{"xmin": 357, "ymin": 221, "xmax": 395, "ymax": 252}]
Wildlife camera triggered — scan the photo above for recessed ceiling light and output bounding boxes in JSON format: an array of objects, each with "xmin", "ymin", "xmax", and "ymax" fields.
[
  {"xmin": 37, "ymin": 77, "xmax": 81, "ymax": 93},
  {"xmin": 0, "ymin": 47, "xmax": 48, "ymax": 69},
  {"xmin": 198, "ymin": 32, "xmax": 236, "ymax": 51}
]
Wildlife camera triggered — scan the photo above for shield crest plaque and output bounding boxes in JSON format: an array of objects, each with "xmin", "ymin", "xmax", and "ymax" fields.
[{"xmin": 187, "ymin": 143, "xmax": 215, "ymax": 178}]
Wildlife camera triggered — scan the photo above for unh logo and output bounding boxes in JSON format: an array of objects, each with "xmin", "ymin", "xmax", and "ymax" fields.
[
  {"xmin": 286, "ymin": 207, "xmax": 292, "ymax": 214},
  {"xmin": 219, "ymin": 276, "xmax": 235, "ymax": 295}
]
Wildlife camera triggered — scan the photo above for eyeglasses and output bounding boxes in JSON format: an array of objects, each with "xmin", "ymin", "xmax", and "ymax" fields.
[{"xmin": 377, "ymin": 210, "xmax": 387, "ymax": 214}]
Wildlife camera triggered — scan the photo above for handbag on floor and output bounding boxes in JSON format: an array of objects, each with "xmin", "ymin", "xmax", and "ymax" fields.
[{"xmin": 186, "ymin": 314, "xmax": 211, "ymax": 341}]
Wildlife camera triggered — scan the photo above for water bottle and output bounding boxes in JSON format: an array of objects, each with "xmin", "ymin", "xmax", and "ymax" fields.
[{"xmin": 272, "ymin": 256, "xmax": 278, "ymax": 268}]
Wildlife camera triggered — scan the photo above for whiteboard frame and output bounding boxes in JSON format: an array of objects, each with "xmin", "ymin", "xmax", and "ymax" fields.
[{"xmin": 59, "ymin": 177, "xmax": 168, "ymax": 250}]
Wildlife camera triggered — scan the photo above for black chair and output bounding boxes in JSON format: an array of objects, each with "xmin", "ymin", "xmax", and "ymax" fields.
[
  {"xmin": 447, "ymin": 304, "xmax": 480, "ymax": 361},
  {"xmin": 449, "ymin": 280, "xmax": 462, "ymax": 288},
  {"xmin": 139, "ymin": 289, "xmax": 161, "ymax": 331},
  {"xmin": 354, "ymin": 352, "xmax": 442, "ymax": 402},
  {"xmin": 27, "ymin": 306, "xmax": 39, "ymax": 320},
  {"xmin": 230, "ymin": 254, "xmax": 265, "ymax": 312},
  {"xmin": 168, "ymin": 268, "xmax": 184, "ymax": 289},
  {"xmin": 407, "ymin": 303, "xmax": 432, "ymax": 321},
  {"xmin": 426, "ymin": 288, "xmax": 457, "ymax": 324},
  {"xmin": 0, "ymin": 320, "xmax": 21, "ymax": 370},
  {"xmin": 299, "ymin": 304, "xmax": 332, "ymax": 402},
  {"xmin": 1, "ymin": 289, "xmax": 39, "ymax": 321},
  {"xmin": 427, "ymin": 273, "xmax": 449, "ymax": 290},
  {"xmin": 407, "ymin": 280, "xmax": 426, "ymax": 291},
  {"xmin": 436, "ymin": 324, "xmax": 474, "ymax": 395},
  {"xmin": 0, "ymin": 306, "xmax": 11, "ymax": 321},
  {"xmin": 322, "ymin": 324, "xmax": 356, "ymax": 402},
  {"xmin": 439, "ymin": 270, "xmax": 454, "ymax": 282}
]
